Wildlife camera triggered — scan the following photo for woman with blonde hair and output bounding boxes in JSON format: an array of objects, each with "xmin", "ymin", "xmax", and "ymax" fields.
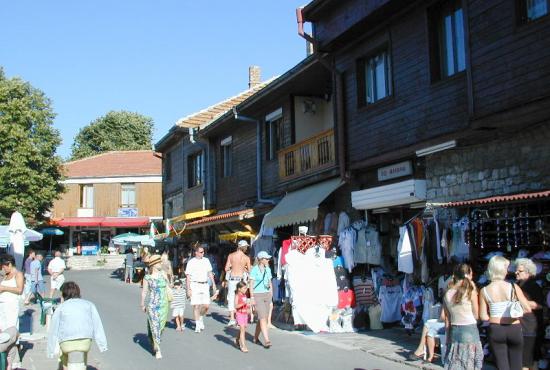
[
  {"xmin": 514, "ymin": 258, "xmax": 544, "ymax": 370},
  {"xmin": 480, "ymin": 255, "xmax": 532, "ymax": 370},
  {"xmin": 443, "ymin": 263, "xmax": 483, "ymax": 369},
  {"xmin": 140, "ymin": 255, "xmax": 169, "ymax": 359}
]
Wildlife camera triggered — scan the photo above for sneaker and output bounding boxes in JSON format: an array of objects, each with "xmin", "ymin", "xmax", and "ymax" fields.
[
  {"xmin": 195, "ymin": 325, "xmax": 201, "ymax": 333},
  {"xmin": 227, "ymin": 319, "xmax": 236, "ymax": 327}
]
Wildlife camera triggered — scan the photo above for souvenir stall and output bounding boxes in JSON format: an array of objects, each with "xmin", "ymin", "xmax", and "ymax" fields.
[{"xmin": 432, "ymin": 190, "xmax": 550, "ymax": 368}]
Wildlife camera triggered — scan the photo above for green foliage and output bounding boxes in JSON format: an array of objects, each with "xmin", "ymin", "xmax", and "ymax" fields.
[
  {"xmin": 0, "ymin": 68, "xmax": 65, "ymax": 224},
  {"xmin": 70, "ymin": 110, "xmax": 154, "ymax": 160}
]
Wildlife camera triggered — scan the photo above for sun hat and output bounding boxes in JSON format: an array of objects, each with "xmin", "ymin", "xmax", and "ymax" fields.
[
  {"xmin": 257, "ymin": 251, "xmax": 271, "ymax": 259},
  {"xmin": 237, "ymin": 240, "xmax": 249, "ymax": 248},
  {"xmin": 147, "ymin": 254, "xmax": 162, "ymax": 267}
]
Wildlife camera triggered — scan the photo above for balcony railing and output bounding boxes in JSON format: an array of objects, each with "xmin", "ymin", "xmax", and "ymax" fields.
[{"xmin": 278, "ymin": 129, "xmax": 336, "ymax": 181}]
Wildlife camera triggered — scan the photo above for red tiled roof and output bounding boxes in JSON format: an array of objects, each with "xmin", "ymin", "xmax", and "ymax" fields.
[
  {"xmin": 175, "ymin": 79, "xmax": 275, "ymax": 129},
  {"xmin": 63, "ymin": 151, "xmax": 161, "ymax": 178},
  {"xmin": 442, "ymin": 190, "xmax": 550, "ymax": 207}
]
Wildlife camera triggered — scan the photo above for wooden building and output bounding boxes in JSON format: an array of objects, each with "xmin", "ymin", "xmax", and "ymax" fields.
[{"xmin": 50, "ymin": 151, "xmax": 162, "ymax": 254}]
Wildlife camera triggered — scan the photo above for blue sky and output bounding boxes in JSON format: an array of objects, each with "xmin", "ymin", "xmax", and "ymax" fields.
[{"xmin": 0, "ymin": 1, "xmax": 311, "ymax": 159}]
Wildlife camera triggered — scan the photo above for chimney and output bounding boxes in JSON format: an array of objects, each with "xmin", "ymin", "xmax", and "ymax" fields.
[{"xmin": 248, "ymin": 66, "xmax": 261, "ymax": 89}]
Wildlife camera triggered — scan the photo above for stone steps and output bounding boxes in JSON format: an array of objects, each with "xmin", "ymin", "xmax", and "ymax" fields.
[{"xmin": 65, "ymin": 255, "xmax": 125, "ymax": 270}]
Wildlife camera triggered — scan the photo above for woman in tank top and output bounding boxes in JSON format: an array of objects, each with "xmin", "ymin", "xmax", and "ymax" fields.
[
  {"xmin": 480, "ymin": 256, "xmax": 531, "ymax": 370},
  {"xmin": 443, "ymin": 263, "xmax": 483, "ymax": 369},
  {"xmin": 0, "ymin": 254, "xmax": 24, "ymax": 370}
]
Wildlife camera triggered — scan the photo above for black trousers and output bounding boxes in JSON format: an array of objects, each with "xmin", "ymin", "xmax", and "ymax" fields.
[{"xmin": 488, "ymin": 323, "xmax": 523, "ymax": 370}]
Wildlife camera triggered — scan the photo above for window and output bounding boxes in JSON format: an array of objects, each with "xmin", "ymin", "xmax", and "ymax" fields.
[
  {"xmin": 121, "ymin": 183, "xmax": 136, "ymax": 207},
  {"xmin": 519, "ymin": 0, "xmax": 549, "ymax": 23},
  {"xmin": 164, "ymin": 151, "xmax": 172, "ymax": 181},
  {"xmin": 80, "ymin": 185, "xmax": 94, "ymax": 208},
  {"xmin": 221, "ymin": 136, "xmax": 232, "ymax": 178},
  {"xmin": 363, "ymin": 50, "xmax": 392, "ymax": 104},
  {"xmin": 187, "ymin": 151, "xmax": 203, "ymax": 188},
  {"xmin": 430, "ymin": 0, "xmax": 466, "ymax": 80},
  {"xmin": 265, "ymin": 108, "xmax": 284, "ymax": 160}
]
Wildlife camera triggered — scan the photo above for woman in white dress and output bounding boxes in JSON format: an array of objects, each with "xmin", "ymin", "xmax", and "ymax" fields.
[{"xmin": 0, "ymin": 254, "xmax": 24, "ymax": 370}]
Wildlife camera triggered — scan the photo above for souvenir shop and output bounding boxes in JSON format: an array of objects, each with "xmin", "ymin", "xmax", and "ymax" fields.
[{"xmin": 432, "ymin": 190, "xmax": 550, "ymax": 367}]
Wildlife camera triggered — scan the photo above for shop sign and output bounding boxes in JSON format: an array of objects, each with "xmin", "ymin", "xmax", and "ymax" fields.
[
  {"xmin": 118, "ymin": 208, "xmax": 138, "ymax": 217},
  {"xmin": 377, "ymin": 161, "xmax": 413, "ymax": 182}
]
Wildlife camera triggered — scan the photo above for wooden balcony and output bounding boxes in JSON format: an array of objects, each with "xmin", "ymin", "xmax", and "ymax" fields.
[{"xmin": 278, "ymin": 129, "xmax": 336, "ymax": 181}]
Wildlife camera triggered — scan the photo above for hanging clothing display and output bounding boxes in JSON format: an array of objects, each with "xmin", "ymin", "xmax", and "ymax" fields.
[
  {"xmin": 285, "ymin": 248, "xmax": 338, "ymax": 333},
  {"xmin": 397, "ymin": 226, "xmax": 414, "ymax": 274},
  {"xmin": 365, "ymin": 226, "xmax": 382, "ymax": 265},
  {"xmin": 337, "ymin": 212, "xmax": 350, "ymax": 236},
  {"xmin": 378, "ymin": 280, "xmax": 403, "ymax": 323},
  {"xmin": 338, "ymin": 228, "xmax": 356, "ymax": 273},
  {"xmin": 354, "ymin": 227, "xmax": 368, "ymax": 264}
]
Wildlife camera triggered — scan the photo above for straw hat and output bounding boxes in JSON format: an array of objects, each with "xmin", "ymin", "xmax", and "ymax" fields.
[{"xmin": 147, "ymin": 254, "xmax": 162, "ymax": 267}]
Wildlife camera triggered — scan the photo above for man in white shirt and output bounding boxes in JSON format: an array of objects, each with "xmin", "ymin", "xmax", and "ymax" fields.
[
  {"xmin": 185, "ymin": 244, "xmax": 218, "ymax": 333},
  {"xmin": 47, "ymin": 250, "xmax": 66, "ymax": 298}
]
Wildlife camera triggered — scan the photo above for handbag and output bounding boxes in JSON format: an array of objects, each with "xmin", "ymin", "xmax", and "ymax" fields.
[
  {"xmin": 166, "ymin": 285, "xmax": 174, "ymax": 302},
  {"xmin": 509, "ymin": 283, "xmax": 524, "ymax": 318}
]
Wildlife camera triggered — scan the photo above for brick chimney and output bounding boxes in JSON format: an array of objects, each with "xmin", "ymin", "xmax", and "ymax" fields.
[{"xmin": 248, "ymin": 66, "xmax": 261, "ymax": 89}]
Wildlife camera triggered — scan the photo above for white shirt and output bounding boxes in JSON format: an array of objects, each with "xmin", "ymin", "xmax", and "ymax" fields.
[
  {"xmin": 48, "ymin": 257, "xmax": 66, "ymax": 273},
  {"xmin": 185, "ymin": 257, "xmax": 212, "ymax": 282}
]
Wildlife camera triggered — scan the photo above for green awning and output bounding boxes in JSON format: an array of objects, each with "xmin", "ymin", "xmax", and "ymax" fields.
[{"xmin": 263, "ymin": 178, "xmax": 343, "ymax": 229}]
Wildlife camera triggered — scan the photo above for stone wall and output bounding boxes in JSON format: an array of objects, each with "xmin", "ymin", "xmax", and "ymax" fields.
[{"xmin": 426, "ymin": 123, "xmax": 550, "ymax": 203}]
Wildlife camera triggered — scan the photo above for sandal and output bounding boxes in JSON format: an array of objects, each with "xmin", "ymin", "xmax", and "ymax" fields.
[
  {"xmin": 240, "ymin": 345, "xmax": 249, "ymax": 353},
  {"xmin": 407, "ymin": 352, "xmax": 424, "ymax": 361},
  {"xmin": 263, "ymin": 340, "xmax": 272, "ymax": 349}
]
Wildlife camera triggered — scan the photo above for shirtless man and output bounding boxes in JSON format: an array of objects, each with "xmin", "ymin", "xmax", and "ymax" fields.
[{"xmin": 224, "ymin": 240, "xmax": 251, "ymax": 326}]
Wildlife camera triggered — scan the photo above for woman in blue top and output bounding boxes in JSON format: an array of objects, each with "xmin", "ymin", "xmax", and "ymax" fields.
[{"xmin": 249, "ymin": 251, "xmax": 273, "ymax": 348}]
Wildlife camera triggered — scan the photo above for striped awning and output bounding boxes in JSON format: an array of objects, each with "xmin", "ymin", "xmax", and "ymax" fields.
[{"xmin": 437, "ymin": 190, "xmax": 550, "ymax": 207}]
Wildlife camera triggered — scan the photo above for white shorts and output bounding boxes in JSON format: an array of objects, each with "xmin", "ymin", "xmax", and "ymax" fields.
[
  {"xmin": 227, "ymin": 278, "xmax": 243, "ymax": 312},
  {"xmin": 51, "ymin": 274, "xmax": 65, "ymax": 290},
  {"xmin": 190, "ymin": 282, "xmax": 210, "ymax": 306},
  {"xmin": 172, "ymin": 308, "xmax": 185, "ymax": 317}
]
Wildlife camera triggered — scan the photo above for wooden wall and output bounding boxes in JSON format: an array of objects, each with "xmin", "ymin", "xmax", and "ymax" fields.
[
  {"xmin": 51, "ymin": 184, "xmax": 80, "ymax": 218},
  {"xmin": 136, "ymin": 183, "xmax": 162, "ymax": 217}
]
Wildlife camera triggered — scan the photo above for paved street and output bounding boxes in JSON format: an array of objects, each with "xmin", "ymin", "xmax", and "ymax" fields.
[{"xmin": 22, "ymin": 269, "xmax": 413, "ymax": 370}]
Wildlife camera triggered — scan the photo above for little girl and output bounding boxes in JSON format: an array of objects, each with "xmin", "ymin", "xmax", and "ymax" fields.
[{"xmin": 234, "ymin": 281, "xmax": 250, "ymax": 353}]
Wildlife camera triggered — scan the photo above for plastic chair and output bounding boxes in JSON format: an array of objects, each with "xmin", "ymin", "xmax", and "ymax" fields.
[{"xmin": 34, "ymin": 292, "xmax": 59, "ymax": 326}]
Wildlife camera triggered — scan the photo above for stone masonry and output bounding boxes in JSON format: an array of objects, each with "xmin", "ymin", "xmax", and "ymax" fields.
[{"xmin": 426, "ymin": 123, "xmax": 550, "ymax": 203}]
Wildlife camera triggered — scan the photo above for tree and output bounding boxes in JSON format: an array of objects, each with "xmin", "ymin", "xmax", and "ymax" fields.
[
  {"xmin": 70, "ymin": 110, "xmax": 154, "ymax": 160},
  {"xmin": 0, "ymin": 68, "xmax": 65, "ymax": 224}
]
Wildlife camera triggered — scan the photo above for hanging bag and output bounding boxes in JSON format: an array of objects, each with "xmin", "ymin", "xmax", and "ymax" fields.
[{"xmin": 509, "ymin": 283, "xmax": 524, "ymax": 318}]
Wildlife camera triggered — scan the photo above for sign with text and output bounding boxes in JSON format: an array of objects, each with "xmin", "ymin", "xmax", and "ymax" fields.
[
  {"xmin": 377, "ymin": 161, "xmax": 413, "ymax": 181},
  {"xmin": 118, "ymin": 208, "xmax": 138, "ymax": 217}
]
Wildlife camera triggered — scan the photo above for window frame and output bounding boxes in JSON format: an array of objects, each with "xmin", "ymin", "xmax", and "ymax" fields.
[
  {"xmin": 120, "ymin": 183, "xmax": 136, "ymax": 208},
  {"xmin": 187, "ymin": 151, "xmax": 203, "ymax": 188},
  {"xmin": 80, "ymin": 184, "xmax": 94, "ymax": 209},
  {"xmin": 429, "ymin": 0, "xmax": 467, "ymax": 82},
  {"xmin": 265, "ymin": 108, "xmax": 284, "ymax": 161},
  {"xmin": 164, "ymin": 151, "xmax": 172, "ymax": 181},
  {"xmin": 357, "ymin": 46, "xmax": 393, "ymax": 107},
  {"xmin": 517, "ymin": 0, "xmax": 549, "ymax": 24},
  {"xmin": 220, "ymin": 136, "xmax": 233, "ymax": 178}
]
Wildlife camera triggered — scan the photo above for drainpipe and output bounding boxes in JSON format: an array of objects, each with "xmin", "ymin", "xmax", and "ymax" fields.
[
  {"xmin": 232, "ymin": 108, "xmax": 277, "ymax": 205},
  {"xmin": 297, "ymin": 7, "xmax": 348, "ymax": 181},
  {"xmin": 188, "ymin": 127, "xmax": 211, "ymax": 210}
]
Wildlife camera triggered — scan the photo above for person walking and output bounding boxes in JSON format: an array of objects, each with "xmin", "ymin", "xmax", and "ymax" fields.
[
  {"xmin": 30, "ymin": 253, "xmax": 45, "ymax": 297},
  {"xmin": 480, "ymin": 255, "xmax": 532, "ymax": 370},
  {"xmin": 0, "ymin": 254, "xmax": 24, "ymax": 370},
  {"xmin": 47, "ymin": 250, "xmax": 66, "ymax": 298},
  {"xmin": 47, "ymin": 281, "xmax": 107, "ymax": 369},
  {"xmin": 140, "ymin": 255, "xmax": 169, "ymax": 359},
  {"xmin": 443, "ymin": 263, "xmax": 483, "ymax": 369},
  {"xmin": 185, "ymin": 244, "xmax": 218, "ymax": 333},
  {"xmin": 161, "ymin": 251, "xmax": 174, "ymax": 285},
  {"xmin": 514, "ymin": 258, "xmax": 544, "ymax": 370},
  {"xmin": 249, "ymin": 251, "xmax": 273, "ymax": 348},
  {"xmin": 234, "ymin": 281, "xmax": 250, "ymax": 353},
  {"xmin": 22, "ymin": 249, "xmax": 35, "ymax": 305},
  {"xmin": 224, "ymin": 240, "xmax": 251, "ymax": 326},
  {"xmin": 124, "ymin": 247, "xmax": 134, "ymax": 283},
  {"xmin": 171, "ymin": 279, "xmax": 186, "ymax": 332}
]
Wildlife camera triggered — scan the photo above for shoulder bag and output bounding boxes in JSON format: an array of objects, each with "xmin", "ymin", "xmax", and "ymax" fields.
[{"xmin": 509, "ymin": 282, "xmax": 524, "ymax": 318}]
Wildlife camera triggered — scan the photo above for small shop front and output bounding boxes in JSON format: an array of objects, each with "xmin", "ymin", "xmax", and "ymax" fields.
[{"xmin": 55, "ymin": 217, "xmax": 152, "ymax": 255}]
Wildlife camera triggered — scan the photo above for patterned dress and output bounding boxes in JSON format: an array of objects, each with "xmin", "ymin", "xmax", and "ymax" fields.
[{"xmin": 145, "ymin": 274, "xmax": 168, "ymax": 351}]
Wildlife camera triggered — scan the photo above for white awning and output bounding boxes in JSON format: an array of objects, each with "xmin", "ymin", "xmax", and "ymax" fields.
[
  {"xmin": 263, "ymin": 178, "xmax": 344, "ymax": 229},
  {"xmin": 352, "ymin": 179, "xmax": 427, "ymax": 210}
]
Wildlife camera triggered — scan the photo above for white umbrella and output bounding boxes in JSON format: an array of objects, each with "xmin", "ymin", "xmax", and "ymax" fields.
[{"xmin": 8, "ymin": 211, "xmax": 27, "ymax": 270}]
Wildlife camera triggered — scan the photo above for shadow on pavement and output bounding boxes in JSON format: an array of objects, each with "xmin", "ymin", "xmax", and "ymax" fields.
[
  {"xmin": 222, "ymin": 327, "xmax": 256, "ymax": 343},
  {"xmin": 132, "ymin": 333, "xmax": 152, "ymax": 354},
  {"xmin": 209, "ymin": 312, "xmax": 228, "ymax": 325},
  {"xmin": 214, "ymin": 334, "xmax": 238, "ymax": 349}
]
